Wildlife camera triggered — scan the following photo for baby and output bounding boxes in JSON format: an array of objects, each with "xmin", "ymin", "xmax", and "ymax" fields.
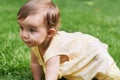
[{"xmin": 17, "ymin": 0, "xmax": 120, "ymax": 80}]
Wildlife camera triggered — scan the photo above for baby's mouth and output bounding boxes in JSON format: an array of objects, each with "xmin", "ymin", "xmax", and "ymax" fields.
[
  {"xmin": 25, "ymin": 41, "xmax": 30, "ymax": 44},
  {"xmin": 23, "ymin": 40, "xmax": 31, "ymax": 44}
]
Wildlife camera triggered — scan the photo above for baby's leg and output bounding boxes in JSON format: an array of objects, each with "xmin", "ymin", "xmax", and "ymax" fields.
[{"xmin": 95, "ymin": 53, "xmax": 120, "ymax": 79}]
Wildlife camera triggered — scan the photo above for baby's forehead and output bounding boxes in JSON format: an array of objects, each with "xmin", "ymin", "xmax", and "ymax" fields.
[{"xmin": 18, "ymin": 14, "xmax": 45, "ymax": 27}]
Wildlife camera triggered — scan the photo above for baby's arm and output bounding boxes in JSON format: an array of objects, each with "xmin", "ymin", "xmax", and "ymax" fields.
[
  {"xmin": 45, "ymin": 56, "xmax": 60, "ymax": 80},
  {"xmin": 30, "ymin": 51, "xmax": 43, "ymax": 80}
]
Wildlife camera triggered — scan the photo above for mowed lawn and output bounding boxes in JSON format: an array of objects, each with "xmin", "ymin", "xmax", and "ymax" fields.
[{"xmin": 0, "ymin": 0, "xmax": 120, "ymax": 79}]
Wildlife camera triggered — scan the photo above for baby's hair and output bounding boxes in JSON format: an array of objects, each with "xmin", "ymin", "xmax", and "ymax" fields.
[{"xmin": 17, "ymin": 0, "xmax": 60, "ymax": 30}]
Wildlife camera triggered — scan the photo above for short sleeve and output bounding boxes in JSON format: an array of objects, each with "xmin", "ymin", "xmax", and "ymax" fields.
[
  {"xmin": 43, "ymin": 32, "xmax": 70, "ymax": 63},
  {"xmin": 31, "ymin": 46, "xmax": 44, "ymax": 65}
]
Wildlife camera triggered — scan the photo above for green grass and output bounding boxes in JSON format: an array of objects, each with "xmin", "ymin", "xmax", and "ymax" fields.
[{"xmin": 0, "ymin": 0, "xmax": 120, "ymax": 79}]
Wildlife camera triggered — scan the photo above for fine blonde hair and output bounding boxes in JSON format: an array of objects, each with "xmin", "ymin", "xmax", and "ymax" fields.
[{"xmin": 17, "ymin": 0, "xmax": 60, "ymax": 30}]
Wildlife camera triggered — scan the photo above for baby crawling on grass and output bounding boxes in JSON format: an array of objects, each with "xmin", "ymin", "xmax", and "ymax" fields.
[{"xmin": 17, "ymin": 0, "xmax": 120, "ymax": 80}]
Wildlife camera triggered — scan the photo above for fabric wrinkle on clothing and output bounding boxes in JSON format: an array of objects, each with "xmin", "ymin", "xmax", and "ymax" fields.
[{"xmin": 31, "ymin": 31, "xmax": 120, "ymax": 80}]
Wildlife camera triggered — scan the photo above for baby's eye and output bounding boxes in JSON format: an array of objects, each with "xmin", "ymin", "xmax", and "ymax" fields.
[{"xmin": 29, "ymin": 29, "xmax": 36, "ymax": 33}]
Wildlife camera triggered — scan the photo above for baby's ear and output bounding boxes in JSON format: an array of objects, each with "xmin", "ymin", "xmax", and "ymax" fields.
[{"xmin": 48, "ymin": 28, "xmax": 56, "ymax": 37}]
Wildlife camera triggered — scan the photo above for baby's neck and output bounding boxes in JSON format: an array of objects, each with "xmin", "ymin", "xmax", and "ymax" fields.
[{"xmin": 38, "ymin": 37, "xmax": 53, "ymax": 56}]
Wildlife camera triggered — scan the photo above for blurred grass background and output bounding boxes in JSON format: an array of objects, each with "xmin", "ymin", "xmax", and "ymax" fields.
[{"xmin": 0, "ymin": 0, "xmax": 120, "ymax": 79}]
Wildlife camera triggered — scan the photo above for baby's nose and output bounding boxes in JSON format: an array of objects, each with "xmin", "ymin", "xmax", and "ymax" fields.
[{"xmin": 22, "ymin": 31, "xmax": 29, "ymax": 39}]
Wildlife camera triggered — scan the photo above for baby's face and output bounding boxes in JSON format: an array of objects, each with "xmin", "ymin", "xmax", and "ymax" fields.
[{"xmin": 18, "ymin": 15, "xmax": 48, "ymax": 47}]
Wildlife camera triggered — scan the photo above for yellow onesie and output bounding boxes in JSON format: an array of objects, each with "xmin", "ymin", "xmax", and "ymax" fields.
[{"xmin": 31, "ymin": 31, "xmax": 120, "ymax": 80}]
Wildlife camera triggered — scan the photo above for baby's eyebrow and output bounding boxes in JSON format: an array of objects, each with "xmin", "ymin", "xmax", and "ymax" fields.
[
  {"xmin": 17, "ymin": 22, "xmax": 39, "ymax": 29},
  {"xmin": 29, "ymin": 25, "xmax": 38, "ymax": 29}
]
